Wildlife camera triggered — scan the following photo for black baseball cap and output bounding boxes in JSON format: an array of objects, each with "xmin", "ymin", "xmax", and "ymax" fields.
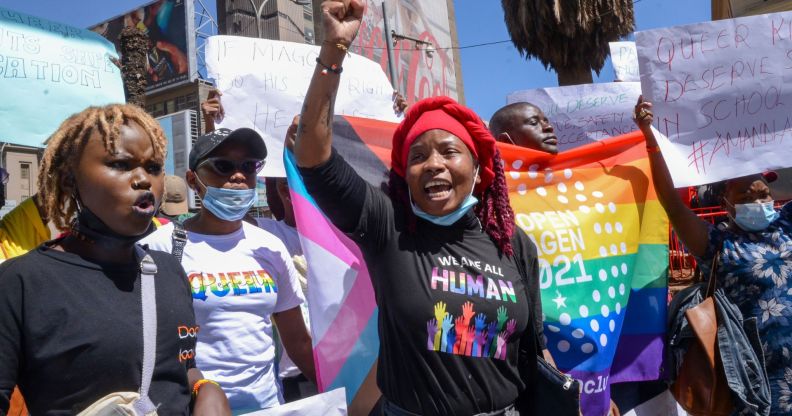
[{"xmin": 189, "ymin": 128, "xmax": 267, "ymax": 170}]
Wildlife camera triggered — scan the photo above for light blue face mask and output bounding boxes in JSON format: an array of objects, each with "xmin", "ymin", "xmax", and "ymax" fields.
[
  {"xmin": 728, "ymin": 200, "xmax": 779, "ymax": 232},
  {"xmin": 196, "ymin": 175, "xmax": 257, "ymax": 221},
  {"xmin": 410, "ymin": 168, "xmax": 479, "ymax": 227}
]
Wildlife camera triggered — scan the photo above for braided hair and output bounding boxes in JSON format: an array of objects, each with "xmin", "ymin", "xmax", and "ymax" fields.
[{"xmin": 38, "ymin": 104, "xmax": 167, "ymax": 231}]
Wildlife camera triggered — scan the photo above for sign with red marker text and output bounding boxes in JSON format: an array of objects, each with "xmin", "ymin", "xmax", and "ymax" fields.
[
  {"xmin": 636, "ymin": 11, "xmax": 792, "ymax": 187},
  {"xmin": 507, "ymin": 83, "xmax": 641, "ymax": 151}
]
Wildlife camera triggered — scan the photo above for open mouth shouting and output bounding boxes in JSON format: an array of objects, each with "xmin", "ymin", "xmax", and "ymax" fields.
[
  {"xmin": 424, "ymin": 179, "xmax": 453, "ymax": 201},
  {"xmin": 132, "ymin": 192, "xmax": 157, "ymax": 217}
]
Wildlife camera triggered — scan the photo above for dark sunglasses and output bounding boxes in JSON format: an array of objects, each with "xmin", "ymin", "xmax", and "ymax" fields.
[{"xmin": 197, "ymin": 157, "xmax": 265, "ymax": 175}]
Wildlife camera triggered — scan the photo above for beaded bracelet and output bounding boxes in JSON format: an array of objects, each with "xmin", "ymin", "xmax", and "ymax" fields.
[
  {"xmin": 646, "ymin": 145, "xmax": 661, "ymax": 154},
  {"xmin": 316, "ymin": 57, "xmax": 343, "ymax": 75},
  {"xmin": 192, "ymin": 379, "xmax": 220, "ymax": 398}
]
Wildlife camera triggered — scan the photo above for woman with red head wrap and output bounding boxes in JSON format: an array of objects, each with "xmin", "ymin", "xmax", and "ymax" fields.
[{"xmin": 295, "ymin": 2, "xmax": 542, "ymax": 415}]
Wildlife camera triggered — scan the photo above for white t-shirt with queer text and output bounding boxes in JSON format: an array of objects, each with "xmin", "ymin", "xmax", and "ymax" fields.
[
  {"xmin": 142, "ymin": 222, "xmax": 304, "ymax": 411},
  {"xmin": 257, "ymin": 218, "xmax": 302, "ymax": 257}
]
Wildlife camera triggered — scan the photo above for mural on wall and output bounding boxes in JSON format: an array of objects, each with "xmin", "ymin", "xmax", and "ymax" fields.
[
  {"xmin": 351, "ymin": 0, "xmax": 459, "ymax": 104},
  {"xmin": 90, "ymin": 0, "xmax": 192, "ymax": 92}
]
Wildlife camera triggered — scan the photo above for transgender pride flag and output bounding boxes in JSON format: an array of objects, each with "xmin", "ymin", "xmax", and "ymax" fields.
[
  {"xmin": 284, "ymin": 149, "xmax": 380, "ymax": 412},
  {"xmin": 283, "ymin": 116, "xmax": 394, "ymax": 414},
  {"xmin": 286, "ymin": 116, "xmax": 668, "ymax": 416}
]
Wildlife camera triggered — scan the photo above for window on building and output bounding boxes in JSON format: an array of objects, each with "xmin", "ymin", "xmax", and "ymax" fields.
[
  {"xmin": 147, "ymin": 102, "xmax": 166, "ymax": 117},
  {"xmin": 20, "ymin": 162, "xmax": 31, "ymax": 191}
]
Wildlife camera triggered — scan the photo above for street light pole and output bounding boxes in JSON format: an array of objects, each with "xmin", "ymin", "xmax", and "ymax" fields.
[
  {"xmin": 248, "ymin": 0, "xmax": 312, "ymax": 39},
  {"xmin": 248, "ymin": 0, "xmax": 268, "ymax": 38},
  {"xmin": 382, "ymin": 1, "xmax": 398, "ymax": 90}
]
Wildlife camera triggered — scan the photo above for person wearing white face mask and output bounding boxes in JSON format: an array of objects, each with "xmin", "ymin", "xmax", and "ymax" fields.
[
  {"xmin": 292, "ymin": 2, "xmax": 550, "ymax": 414},
  {"xmin": 142, "ymin": 128, "xmax": 315, "ymax": 413},
  {"xmin": 635, "ymin": 97, "xmax": 792, "ymax": 415}
]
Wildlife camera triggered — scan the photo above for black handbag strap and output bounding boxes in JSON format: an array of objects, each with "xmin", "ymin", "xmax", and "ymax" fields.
[
  {"xmin": 171, "ymin": 220, "xmax": 187, "ymax": 263},
  {"xmin": 511, "ymin": 234, "xmax": 544, "ymax": 355}
]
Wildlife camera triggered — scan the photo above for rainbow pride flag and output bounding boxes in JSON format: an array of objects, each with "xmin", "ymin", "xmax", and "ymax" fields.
[
  {"xmin": 286, "ymin": 117, "xmax": 668, "ymax": 416},
  {"xmin": 499, "ymin": 132, "xmax": 669, "ymax": 415}
]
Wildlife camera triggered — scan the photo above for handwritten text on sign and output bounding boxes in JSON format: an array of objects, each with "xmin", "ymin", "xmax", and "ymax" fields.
[
  {"xmin": 636, "ymin": 11, "xmax": 792, "ymax": 186},
  {"xmin": 609, "ymin": 41, "xmax": 640, "ymax": 82},
  {"xmin": 0, "ymin": 6, "xmax": 124, "ymax": 147},
  {"xmin": 507, "ymin": 83, "xmax": 641, "ymax": 151},
  {"xmin": 206, "ymin": 35, "xmax": 398, "ymax": 177}
]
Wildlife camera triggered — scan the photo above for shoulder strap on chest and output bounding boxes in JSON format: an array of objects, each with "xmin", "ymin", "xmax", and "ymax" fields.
[
  {"xmin": 171, "ymin": 221, "xmax": 187, "ymax": 263},
  {"xmin": 134, "ymin": 245, "xmax": 158, "ymax": 414}
]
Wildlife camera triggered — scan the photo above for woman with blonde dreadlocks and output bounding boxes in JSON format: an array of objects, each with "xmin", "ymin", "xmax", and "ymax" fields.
[{"xmin": 0, "ymin": 105, "xmax": 230, "ymax": 415}]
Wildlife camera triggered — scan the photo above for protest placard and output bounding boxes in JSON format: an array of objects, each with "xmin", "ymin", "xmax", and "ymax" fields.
[
  {"xmin": 241, "ymin": 388, "xmax": 347, "ymax": 416},
  {"xmin": 507, "ymin": 82, "xmax": 641, "ymax": 151},
  {"xmin": 206, "ymin": 35, "xmax": 399, "ymax": 177},
  {"xmin": 609, "ymin": 41, "xmax": 640, "ymax": 82},
  {"xmin": 0, "ymin": 7, "xmax": 125, "ymax": 147},
  {"xmin": 636, "ymin": 11, "xmax": 792, "ymax": 187}
]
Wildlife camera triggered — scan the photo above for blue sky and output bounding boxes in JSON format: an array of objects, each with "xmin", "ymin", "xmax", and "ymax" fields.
[
  {"xmin": 455, "ymin": 0, "xmax": 710, "ymax": 118},
  {"xmin": 2, "ymin": 0, "xmax": 710, "ymax": 119}
]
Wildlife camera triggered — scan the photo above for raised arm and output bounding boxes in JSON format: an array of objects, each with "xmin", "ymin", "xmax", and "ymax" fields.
[
  {"xmin": 634, "ymin": 97, "xmax": 710, "ymax": 257},
  {"xmin": 200, "ymin": 89, "xmax": 223, "ymax": 133},
  {"xmin": 295, "ymin": 0, "xmax": 364, "ymax": 168}
]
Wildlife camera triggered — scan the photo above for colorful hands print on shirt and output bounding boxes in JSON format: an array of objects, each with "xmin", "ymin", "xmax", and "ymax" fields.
[
  {"xmin": 426, "ymin": 301, "xmax": 517, "ymax": 360},
  {"xmin": 440, "ymin": 313, "xmax": 453, "ymax": 352},
  {"xmin": 434, "ymin": 301, "xmax": 447, "ymax": 351},
  {"xmin": 427, "ymin": 318, "xmax": 438, "ymax": 350},
  {"xmin": 490, "ymin": 306, "xmax": 509, "ymax": 357}
]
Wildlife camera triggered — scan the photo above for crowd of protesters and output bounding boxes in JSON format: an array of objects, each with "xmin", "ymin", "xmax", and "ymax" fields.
[{"xmin": 1, "ymin": 0, "xmax": 792, "ymax": 415}]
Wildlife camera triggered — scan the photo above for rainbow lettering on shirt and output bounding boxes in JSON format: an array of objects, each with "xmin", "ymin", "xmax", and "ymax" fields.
[
  {"xmin": 430, "ymin": 267, "xmax": 517, "ymax": 303},
  {"xmin": 188, "ymin": 269, "xmax": 278, "ymax": 301}
]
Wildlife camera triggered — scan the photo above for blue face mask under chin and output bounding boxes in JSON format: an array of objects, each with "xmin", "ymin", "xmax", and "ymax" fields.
[
  {"xmin": 727, "ymin": 200, "xmax": 779, "ymax": 232},
  {"xmin": 196, "ymin": 175, "xmax": 257, "ymax": 221},
  {"xmin": 410, "ymin": 169, "xmax": 479, "ymax": 227}
]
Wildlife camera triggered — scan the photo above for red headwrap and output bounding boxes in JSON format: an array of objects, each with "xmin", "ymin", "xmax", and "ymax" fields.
[{"xmin": 391, "ymin": 96, "xmax": 496, "ymax": 194}]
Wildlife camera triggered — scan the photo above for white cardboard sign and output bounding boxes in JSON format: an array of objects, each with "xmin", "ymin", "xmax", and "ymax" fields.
[
  {"xmin": 636, "ymin": 11, "xmax": 792, "ymax": 187},
  {"xmin": 207, "ymin": 35, "xmax": 399, "ymax": 177},
  {"xmin": 609, "ymin": 41, "xmax": 640, "ymax": 82},
  {"xmin": 507, "ymin": 82, "xmax": 641, "ymax": 151}
]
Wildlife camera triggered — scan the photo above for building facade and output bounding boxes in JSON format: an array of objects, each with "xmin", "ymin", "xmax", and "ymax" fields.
[
  {"xmin": 0, "ymin": 144, "xmax": 45, "ymax": 216},
  {"xmin": 343, "ymin": 0, "xmax": 465, "ymax": 104},
  {"xmin": 712, "ymin": 0, "xmax": 792, "ymax": 19},
  {"xmin": 217, "ymin": 0, "xmax": 315, "ymax": 44}
]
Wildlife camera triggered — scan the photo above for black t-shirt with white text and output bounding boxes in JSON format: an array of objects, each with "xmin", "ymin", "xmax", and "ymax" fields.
[
  {"xmin": 0, "ymin": 243, "xmax": 197, "ymax": 415},
  {"xmin": 301, "ymin": 150, "xmax": 540, "ymax": 415}
]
